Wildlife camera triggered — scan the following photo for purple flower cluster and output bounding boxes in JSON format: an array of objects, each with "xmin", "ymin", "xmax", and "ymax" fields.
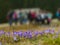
[
  {"xmin": 0, "ymin": 29, "xmax": 59, "ymax": 39},
  {"xmin": 0, "ymin": 30, "xmax": 5, "ymax": 36},
  {"xmin": 44, "ymin": 29, "xmax": 55, "ymax": 34},
  {"xmin": 23, "ymin": 31, "xmax": 32, "ymax": 38}
]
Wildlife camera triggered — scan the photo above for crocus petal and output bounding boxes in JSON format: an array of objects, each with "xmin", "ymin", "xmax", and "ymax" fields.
[{"xmin": 18, "ymin": 31, "xmax": 23, "ymax": 37}]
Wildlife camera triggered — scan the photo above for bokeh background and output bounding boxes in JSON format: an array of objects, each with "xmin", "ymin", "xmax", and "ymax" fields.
[{"xmin": 0, "ymin": 0, "xmax": 60, "ymax": 23}]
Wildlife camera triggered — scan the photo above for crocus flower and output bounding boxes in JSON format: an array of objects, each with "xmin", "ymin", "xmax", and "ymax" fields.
[
  {"xmin": 23, "ymin": 31, "xmax": 29, "ymax": 37},
  {"xmin": 27, "ymin": 31, "xmax": 32, "ymax": 38},
  {"xmin": 44, "ymin": 30, "xmax": 50, "ymax": 34},
  {"xmin": 13, "ymin": 32, "xmax": 18, "ymax": 36},
  {"xmin": 23, "ymin": 32, "xmax": 27, "ymax": 37},
  {"xmin": 0, "ymin": 30, "xmax": 5, "ymax": 36},
  {"xmin": 23, "ymin": 31, "xmax": 32, "ymax": 38},
  {"xmin": 18, "ymin": 31, "xmax": 23, "ymax": 37},
  {"xmin": 50, "ymin": 30, "xmax": 54, "ymax": 34},
  {"xmin": 0, "ymin": 30, "xmax": 5, "ymax": 34},
  {"xmin": 39, "ymin": 31, "xmax": 44, "ymax": 35},
  {"xmin": 13, "ymin": 36, "xmax": 17, "ymax": 41},
  {"xmin": 34, "ymin": 31, "xmax": 39, "ymax": 37}
]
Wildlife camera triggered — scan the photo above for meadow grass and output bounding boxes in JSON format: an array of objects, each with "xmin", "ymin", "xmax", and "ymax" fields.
[{"xmin": 0, "ymin": 20, "xmax": 60, "ymax": 45}]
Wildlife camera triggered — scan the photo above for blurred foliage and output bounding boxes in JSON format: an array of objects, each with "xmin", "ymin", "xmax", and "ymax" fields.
[{"xmin": 0, "ymin": 0, "xmax": 60, "ymax": 23}]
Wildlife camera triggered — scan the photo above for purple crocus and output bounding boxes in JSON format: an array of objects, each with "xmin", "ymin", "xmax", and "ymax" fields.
[
  {"xmin": 18, "ymin": 31, "xmax": 23, "ymax": 37},
  {"xmin": 0, "ymin": 30, "xmax": 5, "ymax": 36},
  {"xmin": 50, "ymin": 30, "xmax": 55, "ymax": 34},
  {"xmin": 27, "ymin": 31, "xmax": 32, "ymax": 38},
  {"xmin": 39, "ymin": 31, "xmax": 44, "ymax": 35},
  {"xmin": 23, "ymin": 32, "xmax": 27, "ymax": 37},
  {"xmin": 34, "ymin": 31, "xmax": 39, "ymax": 37},
  {"xmin": 13, "ymin": 36, "xmax": 17, "ymax": 41},
  {"xmin": 23, "ymin": 31, "xmax": 32, "ymax": 38},
  {"xmin": 13, "ymin": 32, "xmax": 18, "ymax": 36},
  {"xmin": 44, "ymin": 30, "xmax": 50, "ymax": 34}
]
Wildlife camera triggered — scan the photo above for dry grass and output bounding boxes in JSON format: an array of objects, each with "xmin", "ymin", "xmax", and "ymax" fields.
[{"xmin": 0, "ymin": 23, "xmax": 60, "ymax": 32}]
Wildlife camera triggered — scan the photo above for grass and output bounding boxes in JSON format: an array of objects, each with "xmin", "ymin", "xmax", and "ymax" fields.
[
  {"xmin": 0, "ymin": 24, "xmax": 60, "ymax": 32},
  {"xmin": 0, "ymin": 31, "xmax": 60, "ymax": 45},
  {"xmin": 0, "ymin": 20, "xmax": 60, "ymax": 45}
]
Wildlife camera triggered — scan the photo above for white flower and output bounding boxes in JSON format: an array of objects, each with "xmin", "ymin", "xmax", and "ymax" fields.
[{"xmin": 13, "ymin": 36, "xmax": 17, "ymax": 41}]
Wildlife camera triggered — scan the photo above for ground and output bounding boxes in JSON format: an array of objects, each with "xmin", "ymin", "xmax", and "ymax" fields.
[
  {"xmin": 0, "ymin": 19, "xmax": 60, "ymax": 45},
  {"xmin": 0, "ymin": 19, "xmax": 60, "ymax": 32}
]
